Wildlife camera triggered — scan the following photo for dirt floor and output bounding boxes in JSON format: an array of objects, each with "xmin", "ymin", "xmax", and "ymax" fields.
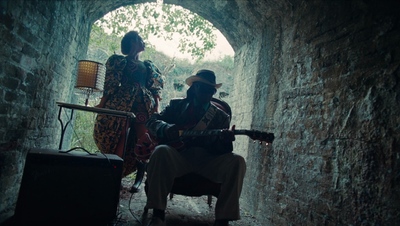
[{"xmin": 115, "ymin": 176, "xmax": 262, "ymax": 226}]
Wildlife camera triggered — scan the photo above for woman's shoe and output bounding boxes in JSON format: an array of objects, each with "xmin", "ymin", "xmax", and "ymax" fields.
[{"xmin": 129, "ymin": 161, "xmax": 146, "ymax": 193}]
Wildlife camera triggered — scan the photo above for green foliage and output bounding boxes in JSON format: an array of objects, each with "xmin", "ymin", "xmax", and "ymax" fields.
[
  {"xmin": 94, "ymin": 3, "xmax": 217, "ymax": 60},
  {"xmin": 70, "ymin": 108, "xmax": 99, "ymax": 153},
  {"xmin": 89, "ymin": 24, "xmax": 121, "ymax": 55}
]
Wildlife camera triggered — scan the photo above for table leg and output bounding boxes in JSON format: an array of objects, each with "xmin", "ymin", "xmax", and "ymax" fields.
[{"xmin": 57, "ymin": 107, "xmax": 74, "ymax": 150}]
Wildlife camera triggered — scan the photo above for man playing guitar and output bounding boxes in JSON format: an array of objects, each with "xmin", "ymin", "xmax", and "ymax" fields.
[{"xmin": 144, "ymin": 69, "xmax": 246, "ymax": 226}]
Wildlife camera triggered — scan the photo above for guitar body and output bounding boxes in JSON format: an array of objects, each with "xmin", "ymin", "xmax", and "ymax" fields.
[{"xmin": 134, "ymin": 133, "xmax": 186, "ymax": 161}]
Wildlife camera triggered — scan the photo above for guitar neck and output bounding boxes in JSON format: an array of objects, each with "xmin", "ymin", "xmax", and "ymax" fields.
[
  {"xmin": 179, "ymin": 129, "xmax": 275, "ymax": 143},
  {"xmin": 181, "ymin": 129, "xmax": 246, "ymax": 137}
]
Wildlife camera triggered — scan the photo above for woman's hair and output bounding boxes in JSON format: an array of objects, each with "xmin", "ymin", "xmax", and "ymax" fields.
[{"xmin": 121, "ymin": 31, "xmax": 139, "ymax": 55}]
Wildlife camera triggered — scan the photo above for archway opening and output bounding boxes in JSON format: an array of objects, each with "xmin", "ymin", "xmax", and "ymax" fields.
[{"xmin": 71, "ymin": 2, "xmax": 236, "ymax": 155}]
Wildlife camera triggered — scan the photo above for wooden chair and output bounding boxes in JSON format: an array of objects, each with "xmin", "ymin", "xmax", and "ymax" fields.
[{"xmin": 168, "ymin": 172, "xmax": 221, "ymax": 207}]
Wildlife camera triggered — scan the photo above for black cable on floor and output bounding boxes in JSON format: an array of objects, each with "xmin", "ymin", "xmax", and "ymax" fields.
[{"xmin": 128, "ymin": 192, "xmax": 145, "ymax": 225}]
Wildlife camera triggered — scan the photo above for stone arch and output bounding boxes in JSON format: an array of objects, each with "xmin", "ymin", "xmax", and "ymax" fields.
[
  {"xmin": 1, "ymin": 0, "xmax": 400, "ymax": 225},
  {"xmin": 1, "ymin": 0, "xmax": 283, "ymax": 222},
  {"xmin": 80, "ymin": 0, "xmax": 281, "ymax": 159}
]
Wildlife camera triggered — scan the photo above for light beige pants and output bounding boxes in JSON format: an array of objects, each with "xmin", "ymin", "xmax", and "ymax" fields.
[{"xmin": 145, "ymin": 144, "xmax": 246, "ymax": 220}]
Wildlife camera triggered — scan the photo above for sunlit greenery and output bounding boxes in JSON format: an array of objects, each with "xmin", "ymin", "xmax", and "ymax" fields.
[
  {"xmin": 70, "ymin": 106, "xmax": 99, "ymax": 153},
  {"xmin": 94, "ymin": 3, "xmax": 217, "ymax": 60}
]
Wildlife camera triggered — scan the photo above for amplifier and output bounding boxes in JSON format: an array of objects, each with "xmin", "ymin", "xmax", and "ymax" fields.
[{"xmin": 14, "ymin": 148, "xmax": 123, "ymax": 225}]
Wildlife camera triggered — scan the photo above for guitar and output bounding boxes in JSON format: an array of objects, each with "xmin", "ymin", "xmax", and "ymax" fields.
[{"xmin": 134, "ymin": 128, "xmax": 274, "ymax": 161}]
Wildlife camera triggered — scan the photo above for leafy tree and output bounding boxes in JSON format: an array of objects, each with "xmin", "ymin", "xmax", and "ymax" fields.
[{"xmin": 95, "ymin": 3, "xmax": 217, "ymax": 60}]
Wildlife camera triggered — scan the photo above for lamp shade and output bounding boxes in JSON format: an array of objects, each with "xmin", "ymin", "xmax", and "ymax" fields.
[{"xmin": 75, "ymin": 60, "xmax": 105, "ymax": 91}]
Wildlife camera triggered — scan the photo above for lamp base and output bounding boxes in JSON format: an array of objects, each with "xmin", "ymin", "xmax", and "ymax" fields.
[{"xmin": 85, "ymin": 97, "xmax": 89, "ymax": 106}]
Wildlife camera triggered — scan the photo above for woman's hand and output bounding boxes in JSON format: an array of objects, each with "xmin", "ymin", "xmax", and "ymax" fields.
[
  {"xmin": 153, "ymin": 95, "xmax": 160, "ymax": 113},
  {"xmin": 96, "ymin": 96, "xmax": 108, "ymax": 108}
]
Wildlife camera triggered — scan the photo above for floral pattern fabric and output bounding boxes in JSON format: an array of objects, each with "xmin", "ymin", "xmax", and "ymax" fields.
[{"xmin": 93, "ymin": 54, "xmax": 163, "ymax": 176}]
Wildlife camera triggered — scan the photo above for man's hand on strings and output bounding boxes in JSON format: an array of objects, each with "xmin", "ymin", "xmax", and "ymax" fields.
[{"xmin": 219, "ymin": 125, "xmax": 236, "ymax": 142}]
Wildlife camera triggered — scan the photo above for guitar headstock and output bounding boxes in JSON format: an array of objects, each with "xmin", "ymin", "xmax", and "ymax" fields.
[{"xmin": 244, "ymin": 130, "xmax": 275, "ymax": 144}]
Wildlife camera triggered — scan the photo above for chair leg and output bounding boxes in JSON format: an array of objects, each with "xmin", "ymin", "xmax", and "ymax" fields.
[
  {"xmin": 169, "ymin": 193, "xmax": 174, "ymax": 200},
  {"xmin": 143, "ymin": 206, "xmax": 149, "ymax": 215},
  {"xmin": 207, "ymin": 195, "xmax": 212, "ymax": 207}
]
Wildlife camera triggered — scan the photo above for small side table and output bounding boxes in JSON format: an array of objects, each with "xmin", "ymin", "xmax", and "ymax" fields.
[{"xmin": 56, "ymin": 102, "xmax": 136, "ymax": 156}]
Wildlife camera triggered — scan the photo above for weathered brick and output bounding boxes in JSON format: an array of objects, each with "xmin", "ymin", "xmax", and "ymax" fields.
[
  {"xmin": 4, "ymin": 91, "xmax": 18, "ymax": 102},
  {"xmin": 1, "ymin": 76, "xmax": 19, "ymax": 90},
  {"xmin": 1, "ymin": 0, "xmax": 400, "ymax": 225}
]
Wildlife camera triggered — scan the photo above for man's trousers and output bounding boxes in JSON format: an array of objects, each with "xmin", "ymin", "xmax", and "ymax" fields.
[{"xmin": 145, "ymin": 145, "xmax": 246, "ymax": 220}]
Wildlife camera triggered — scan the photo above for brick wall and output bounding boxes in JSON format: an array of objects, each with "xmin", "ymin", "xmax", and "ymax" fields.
[
  {"xmin": 233, "ymin": 1, "xmax": 400, "ymax": 225},
  {"xmin": 0, "ymin": 0, "xmax": 89, "ymax": 221},
  {"xmin": 0, "ymin": 0, "xmax": 399, "ymax": 224}
]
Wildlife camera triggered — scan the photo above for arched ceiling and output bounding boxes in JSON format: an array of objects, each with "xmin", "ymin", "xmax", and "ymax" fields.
[{"xmin": 82, "ymin": 0, "xmax": 290, "ymax": 52}]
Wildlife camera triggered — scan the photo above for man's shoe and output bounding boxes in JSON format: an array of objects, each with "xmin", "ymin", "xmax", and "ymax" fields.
[
  {"xmin": 213, "ymin": 219, "xmax": 229, "ymax": 226},
  {"xmin": 146, "ymin": 216, "xmax": 166, "ymax": 226}
]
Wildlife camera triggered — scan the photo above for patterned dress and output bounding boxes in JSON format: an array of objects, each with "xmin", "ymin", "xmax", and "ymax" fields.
[{"xmin": 93, "ymin": 55, "xmax": 163, "ymax": 176}]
